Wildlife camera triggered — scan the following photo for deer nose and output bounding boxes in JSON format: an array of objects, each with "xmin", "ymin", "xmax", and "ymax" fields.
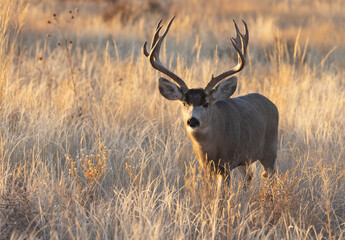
[{"xmin": 187, "ymin": 117, "xmax": 200, "ymax": 128}]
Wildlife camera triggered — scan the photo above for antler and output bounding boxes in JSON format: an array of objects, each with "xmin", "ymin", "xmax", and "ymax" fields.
[
  {"xmin": 204, "ymin": 20, "xmax": 249, "ymax": 94},
  {"xmin": 143, "ymin": 17, "xmax": 189, "ymax": 94}
]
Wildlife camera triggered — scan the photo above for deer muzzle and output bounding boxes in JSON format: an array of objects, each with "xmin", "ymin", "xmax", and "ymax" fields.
[{"xmin": 187, "ymin": 117, "xmax": 200, "ymax": 128}]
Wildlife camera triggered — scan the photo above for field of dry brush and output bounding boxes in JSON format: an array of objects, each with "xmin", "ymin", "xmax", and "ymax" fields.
[{"xmin": 0, "ymin": 0, "xmax": 344, "ymax": 239}]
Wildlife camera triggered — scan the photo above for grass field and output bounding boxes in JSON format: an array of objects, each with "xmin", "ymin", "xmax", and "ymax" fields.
[{"xmin": 0, "ymin": 0, "xmax": 344, "ymax": 239}]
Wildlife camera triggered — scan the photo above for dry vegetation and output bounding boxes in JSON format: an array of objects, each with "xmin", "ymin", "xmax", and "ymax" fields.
[{"xmin": 0, "ymin": 0, "xmax": 344, "ymax": 239}]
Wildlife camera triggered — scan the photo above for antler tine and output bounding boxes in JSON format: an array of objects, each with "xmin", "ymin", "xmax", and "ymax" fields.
[
  {"xmin": 143, "ymin": 20, "xmax": 163, "ymax": 57},
  {"xmin": 143, "ymin": 17, "xmax": 189, "ymax": 94},
  {"xmin": 232, "ymin": 20, "xmax": 249, "ymax": 54},
  {"xmin": 150, "ymin": 17, "xmax": 173, "ymax": 61},
  {"xmin": 242, "ymin": 20, "xmax": 249, "ymax": 49},
  {"xmin": 151, "ymin": 24, "xmax": 163, "ymax": 49},
  {"xmin": 204, "ymin": 20, "xmax": 249, "ymax": 94},
  {"xmin": 156, "ymin": 19, "xmax": 163, "ymax": 30},
  {"xmin": 143, "ymin": 42, "xmax": 149, "ymax": 57}
]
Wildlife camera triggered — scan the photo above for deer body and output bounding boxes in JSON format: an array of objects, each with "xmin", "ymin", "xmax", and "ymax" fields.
[
  {"xmin": 144, "ymin": 17, "xmax": 279, "ymax": 184},
  {"xmin": 186, "ymin": 93, "xmax": 278, "ymax": 177}
]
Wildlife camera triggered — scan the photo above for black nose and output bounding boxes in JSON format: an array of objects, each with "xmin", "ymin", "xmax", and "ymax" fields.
[{"xmin": 187, "ymin": 117, "xmax": 200, "ymax": 128}]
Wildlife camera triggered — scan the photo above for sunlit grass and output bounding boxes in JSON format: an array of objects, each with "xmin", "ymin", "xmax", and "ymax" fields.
[{"xmin": 0, "ymin": 0, "xmax": 344, "ymax": 239}]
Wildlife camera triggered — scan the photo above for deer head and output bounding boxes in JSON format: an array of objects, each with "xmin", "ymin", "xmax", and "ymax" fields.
[{"xmin": 143, "ymin": 17, "xmax": 248, "ymax": 132}]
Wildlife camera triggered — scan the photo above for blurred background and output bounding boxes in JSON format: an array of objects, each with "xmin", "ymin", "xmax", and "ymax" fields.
[{"xmin": 24, "ymin": 0, "xmax": 345, "ymax": 64}]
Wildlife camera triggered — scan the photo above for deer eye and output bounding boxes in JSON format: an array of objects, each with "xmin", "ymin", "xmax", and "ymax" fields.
[
  {"xmin": 203, "ymin": 103, "xmax": 209, "ymax": 108},
  {"xmin": 183, "ymin": 102, "xmax": 188, "ymax": 107}
]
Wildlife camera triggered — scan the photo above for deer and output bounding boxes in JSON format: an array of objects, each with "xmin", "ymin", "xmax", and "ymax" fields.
[{"xmin": 143, "ymin": 17, "xmax": 279, "ymax": 188}]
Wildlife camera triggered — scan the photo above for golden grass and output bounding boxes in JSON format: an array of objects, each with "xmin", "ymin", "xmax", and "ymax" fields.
[{"xmin": 0, "ymin": 0, "xmax": 344, "ymax": 239}]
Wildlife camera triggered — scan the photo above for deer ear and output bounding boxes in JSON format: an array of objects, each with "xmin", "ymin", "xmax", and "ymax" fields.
[
  {"xmin": 158, "ymin": 77, "xmax": 183, "ymax": 101},
  {"xmin": 211, "ymin": 76, "xmax": 237, "ymax": 100}
]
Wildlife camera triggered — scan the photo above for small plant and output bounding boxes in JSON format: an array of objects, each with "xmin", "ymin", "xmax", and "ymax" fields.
[
  {"xmin": 253, "ymin": 169, "xmax": 301, "ymax": 226},
  {"xmin": 45, "ymin": 9, "xmax": 80, "ymax": 114},
  {"xmin": 66, "ymin": 139, "xmax": 109, "ymax": 206}
]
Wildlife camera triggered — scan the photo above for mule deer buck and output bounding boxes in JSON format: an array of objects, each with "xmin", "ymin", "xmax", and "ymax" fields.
[{"xmin": 143, "ymin": 17, "xmax": 278, "ymax": 187}]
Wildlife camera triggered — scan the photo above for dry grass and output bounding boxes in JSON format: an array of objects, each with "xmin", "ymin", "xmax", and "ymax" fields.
[{"xmin": 0, "ymin": 0, "xmax": 344, "ymax": 239}]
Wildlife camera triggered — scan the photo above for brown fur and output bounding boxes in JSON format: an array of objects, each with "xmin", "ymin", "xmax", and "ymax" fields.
[{"xmin": 183, "ymin": 92, "xmax": 279, "ymax": 182}]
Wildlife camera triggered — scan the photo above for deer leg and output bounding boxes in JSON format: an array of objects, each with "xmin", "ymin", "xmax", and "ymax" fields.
[
  {"xmin": 259, "ymin": 130, "xmax": 277, "ymax": 179},
  {"xmin": 260, "ymin": 130, "xmax": 277, "ymax": 180},
  {"xmin": 260, "ymin": 153, "xmax": 276, "ymax": 180},
  {"xmin": 238, "ymin": 165, "xmax": 253, "ymax": 187}
]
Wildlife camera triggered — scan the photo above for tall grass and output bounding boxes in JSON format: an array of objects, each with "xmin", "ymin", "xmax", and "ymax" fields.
[{"xmin": 0, "ymin": 0, "xmax": 344, "ymax": 239}]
